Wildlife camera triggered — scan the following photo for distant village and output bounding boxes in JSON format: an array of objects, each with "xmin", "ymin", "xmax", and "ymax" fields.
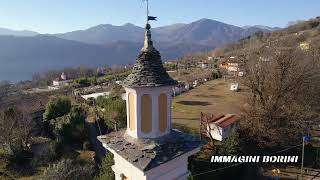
[{"xmin": 39, "ymin": 53, "xmax": 245, "ymax": 99}]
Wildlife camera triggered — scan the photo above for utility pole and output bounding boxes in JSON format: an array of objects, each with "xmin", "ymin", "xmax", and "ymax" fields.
[
  {"xmin": 300, "ymin": 134, "xmax": 312, "ymax": 180},
  {"xmin": 300, "ymin": 136, "xmax": 305, "ymax": 180},
  {"xmin": 95, "ymin": 107, "xmax": 102, "ymax": 135},
  {"xmin": 93, "ymin": 101, "xmax": 102, "ymax": 135}
]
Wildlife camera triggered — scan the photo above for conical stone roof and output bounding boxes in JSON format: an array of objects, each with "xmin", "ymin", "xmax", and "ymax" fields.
[{"xmin": 122, "ymin": 24, "xmax": 177, "ymax": 88}]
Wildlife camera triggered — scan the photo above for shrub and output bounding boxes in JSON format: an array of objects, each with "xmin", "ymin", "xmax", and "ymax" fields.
[
  {"xmin": 94, "ymin": 152, "xmax": 114, "ymax": 180},
  {"xmin": 96, "ymin": 96, "xmax": 126, "ymax": 131},
  {"xmin": 50, "ymin": 106, "xmax": 88, "ymax": 146},
  {"xmin": 74, "ymin": 78, "xmax": 90, "ymax": 87},
  {"xmin": 41, "ymin": 159, "xmax": 94, "ymax": 180},
  {"xmin": 0, "ymin": 107, "xmax": 34, "ymax": 158},
  {"xmin": 30, "ymin": 137, "xmax": 57, "ymax": 165},
  {"xmin": 215, "ymin": 132, "xmax": 240, "ymax": 156},
  {"xmin": 43, "ymin": 96, "xmax": 71, "ymax": 121}
]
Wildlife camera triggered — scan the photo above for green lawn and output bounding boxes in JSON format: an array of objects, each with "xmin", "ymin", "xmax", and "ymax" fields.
[{"xmin": 172, "ymin": 78, "xmax": 247, "ymax": 129}]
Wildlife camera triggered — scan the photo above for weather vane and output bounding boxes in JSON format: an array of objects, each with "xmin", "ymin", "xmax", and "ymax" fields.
[{"xmin": 144, "ymin": 0, "xmax": 157, "ymax": 23}]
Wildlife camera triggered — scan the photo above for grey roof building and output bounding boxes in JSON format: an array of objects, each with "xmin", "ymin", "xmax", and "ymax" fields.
[{"xmin": 122, "ymin": 24, "xmax": 177, "ymax": 88}]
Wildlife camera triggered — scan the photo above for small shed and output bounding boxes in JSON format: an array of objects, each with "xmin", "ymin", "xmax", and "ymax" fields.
[{"xmin": 206, "ymin": 114, "xmax": 239, "ymax": 141}]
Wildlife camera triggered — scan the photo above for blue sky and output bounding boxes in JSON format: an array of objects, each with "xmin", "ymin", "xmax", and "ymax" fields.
[{"xmin": 0, "ymin": 0, "xmax": 319, "ymax": 33}]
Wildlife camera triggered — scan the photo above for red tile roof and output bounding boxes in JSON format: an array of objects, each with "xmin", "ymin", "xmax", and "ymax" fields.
[{"xmin": 209, "ymin": 114, "xmax": 238, "ymax": 129}]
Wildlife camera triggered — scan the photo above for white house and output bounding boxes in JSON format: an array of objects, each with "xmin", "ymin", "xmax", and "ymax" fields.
[
  {"xmin": 81, "ymin": 92, "xmax": 110, "ymax": 100},
  {"xmin": 218, "ymin": 57, "xmax": 243, "ymax": 75},
  {"xmin": 51, "ymin": 72, "xmax": 72, "ymax": 87},
  {"xmin": 172, "ymin": 82, "xmax": 188, "ymax": 96},
  {"xmin": 227, "ymin": 62, "xmax": 240, "ymax": 72},
  {"xmin": 207, "ymin": 114, "xmax": 239, "ymax": 141},
  {"xmin": 98, "ymin": 22, "xmax": 202, "ymax": 180},
  {"xmin": 200, "ymin": 62, "xmax": 215, "ymax": 69},
  {"xmin": 80, "ymin": 92, "xmax": 127, "ymax": 101}
]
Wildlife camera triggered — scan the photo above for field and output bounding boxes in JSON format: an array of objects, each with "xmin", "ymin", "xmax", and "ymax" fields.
[{"xmin": 172, "ymin": 78, "xmax": 247, "ymax": 129}]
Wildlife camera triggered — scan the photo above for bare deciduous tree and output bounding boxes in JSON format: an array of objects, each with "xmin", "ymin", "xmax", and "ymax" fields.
[
  {"xmin": 0, "ymin": 80, "xmax": 11, "ymax": 101},
  {"xmin": 240, "ymin": 45, "xmax": 320, "ymax": 148},
  {"xmin": 0, "ymin": 107, "xmax": 34, "ymax": 155},
  {"xmin": 41, "ymin": 159, "xmax": 94, "ymax": 180}
]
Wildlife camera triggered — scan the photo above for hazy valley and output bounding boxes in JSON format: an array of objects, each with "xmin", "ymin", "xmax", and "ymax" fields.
[{"xmin": 0, "ymin": 18, "xmax": 278, "ymax": 82}]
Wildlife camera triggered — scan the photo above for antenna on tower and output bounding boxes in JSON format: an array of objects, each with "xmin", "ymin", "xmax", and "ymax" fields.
[
  {"xmin": 143, "ymin": 0, "xmax": 157, "ymax": 23},
  {"xmin": 146, "ymin": 0, "xmax": 149, "ymax": 20},
  {"xmin": 141, "ymin": 0, "xmax": 156, "ymax": 51}
]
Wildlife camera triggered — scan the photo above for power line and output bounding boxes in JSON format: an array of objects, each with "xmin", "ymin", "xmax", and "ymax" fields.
[
  {"xmin": 192, "ymin": 144, "xmax": 301, "ymax": 177},
  {"xmin": 192, "ymin": 161, "xmax": 244, "ymax": 177}
]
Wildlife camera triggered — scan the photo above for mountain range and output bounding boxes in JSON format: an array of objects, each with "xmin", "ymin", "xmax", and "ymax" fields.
[
  {"xmin": 0, "ymin": 27, "xmax": 39, "ymax": 37},
  {"xmin": 0, "ymin": 18, "xmax": 280, "ymax": 82}
]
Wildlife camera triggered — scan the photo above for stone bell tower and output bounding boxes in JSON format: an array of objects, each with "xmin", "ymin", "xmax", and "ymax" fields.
[
  {"xmin": 122, "ymin": 23, "xmax": 177, "ymax": 139},
  {"xmin": 98, "ymin": 8, "xmax": 202, "ymax": 180}
]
